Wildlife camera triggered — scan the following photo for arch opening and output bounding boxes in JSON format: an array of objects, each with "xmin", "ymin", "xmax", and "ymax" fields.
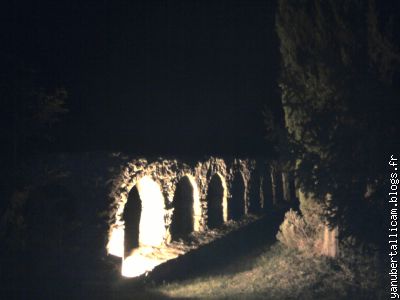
[
  {"xmin": 170, "ymin": 176, "xmax": 194, "ymax": 240},
  {"xmin": 229, "ymin": 174, "xmax": 245, "ymax": 220},
  {"xmin": 122, "ymin": 176, "xmax": 166, "ymax": 277},
  {"xmin": 206, "ymin": 174, "xmax": 225, "ymax": 228}
]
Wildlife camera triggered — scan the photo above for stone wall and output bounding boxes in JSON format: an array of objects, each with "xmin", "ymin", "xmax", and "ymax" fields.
[
  {"xmin": 106, "ymin": 156, "xmax": 286, "ymax": 277},
  {"xmin": 2, "ymin": 152, "xmax": 293, "ymax": 279}
]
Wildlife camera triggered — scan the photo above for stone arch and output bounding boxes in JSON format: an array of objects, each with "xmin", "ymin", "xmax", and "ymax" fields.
[
  {"xmin": 229, "ymin": 173, "xmax": 246, "ymax": 220},
  {"xmin": 206, "ymin": 173, "xmax": 226, "ymax": 228},
  {"xmin": 123, "ymin": 176, "xmax": 166, "ymax": 257},
  {"xmin": 106, "ymin": 156, "xmax": 267, "ymax": 278},
  {"xmin": 170, "ymin": 175, "xmax": 201, "ymax": 240}
]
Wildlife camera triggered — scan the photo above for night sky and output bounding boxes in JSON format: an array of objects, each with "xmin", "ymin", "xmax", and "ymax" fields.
[{"xmin": 2, "ymin": 1, "xmax": 279, "ymax": 156}]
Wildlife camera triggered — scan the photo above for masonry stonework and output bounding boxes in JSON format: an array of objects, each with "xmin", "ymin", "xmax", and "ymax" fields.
[{"xmin": 106, "ymin": 156, "xmax": 278, "ymax": 277}]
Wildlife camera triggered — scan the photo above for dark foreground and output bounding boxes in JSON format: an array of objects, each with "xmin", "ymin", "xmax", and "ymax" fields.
[
  {"xmin": 1, "ymin": 207, "xmax": 386, "ymax": 300},
  {"xmin": 1, "ymin": 210, "xmax": 284, "ymax": 300}
]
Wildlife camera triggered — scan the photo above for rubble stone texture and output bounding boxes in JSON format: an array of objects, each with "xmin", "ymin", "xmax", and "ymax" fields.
[{"xmin": 107, "ymin": 157, "xmax": 278, "ymax": 277}]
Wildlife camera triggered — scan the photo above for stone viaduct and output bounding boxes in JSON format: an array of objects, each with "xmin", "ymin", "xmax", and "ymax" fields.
[{"xmin": 106, "ymin": 156, "xmax": 293, "ymax": 278}]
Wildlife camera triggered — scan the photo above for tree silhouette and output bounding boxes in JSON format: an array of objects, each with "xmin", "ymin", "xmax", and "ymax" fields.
[{"xmin": 275, "ymin": 0, "xmax": 400, "ymax": 248}]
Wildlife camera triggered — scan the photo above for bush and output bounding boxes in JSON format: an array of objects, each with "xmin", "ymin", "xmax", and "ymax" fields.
[{"xmin": 277, "ymin": 209, "xmax": 325, "ymax": 255}]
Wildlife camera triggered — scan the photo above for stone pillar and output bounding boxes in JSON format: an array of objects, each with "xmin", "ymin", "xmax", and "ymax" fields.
[
  {"xmin": 282, "ymin": 171, "xmax": 290, "ymax": 203},
  {"xmin": 321, "ymin": 225, "xmax": 339, "ymax": 257},
  {"xmin": 271, "ymin": 165, "xmax": 283, "ymax": 206}
]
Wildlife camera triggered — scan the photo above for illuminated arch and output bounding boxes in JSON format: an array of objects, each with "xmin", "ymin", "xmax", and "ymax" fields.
[
  {"xmin": 170, "ymin": 175, "xmax": 201, "ymax": 240},
  {"xmin": 123, "ymin": 176, "xmax": 166, "ymax": 257},
  {"xmin": 206, "ymin": 173, "xmax": 227, "ymax": 228},
  {"xmin": 121, "ymin": 176, "xmax": 167, "ymax": 277},
  {"xmin": 106, "ymin": 157, "xmax": 263, "ymax": 278}
]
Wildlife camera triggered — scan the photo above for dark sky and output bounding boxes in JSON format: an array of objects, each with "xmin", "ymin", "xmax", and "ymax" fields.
[{"xmin": 3, "ymin": 0, "xmax": 280, "ymax": 156}]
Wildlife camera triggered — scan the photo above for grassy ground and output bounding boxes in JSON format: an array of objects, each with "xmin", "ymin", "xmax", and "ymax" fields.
[{"xmin": 155, "ymin": 242, "xmax": 386, "ymax": 300}]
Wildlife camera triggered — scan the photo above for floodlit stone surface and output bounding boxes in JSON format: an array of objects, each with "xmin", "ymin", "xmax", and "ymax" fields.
[
  {"xmin": 135, "ymin": 176, "xmax": 166, "ymax": 247},
  {"xmin": 2, "ymin": 152, "xmax": 289, "ymax": 280},
  {"xmin": 107, "ymin": 156, "xmax": 278, "ymax": 277}
]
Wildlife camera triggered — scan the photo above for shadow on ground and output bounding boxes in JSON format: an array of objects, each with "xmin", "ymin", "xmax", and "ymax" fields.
[
  {"xmin": 149, "ymin": 210, "xmax": 285, "ymax": 283},
  {"xmin": 0, "ymin": 209, "xmax": 285, "ymax": 300}
]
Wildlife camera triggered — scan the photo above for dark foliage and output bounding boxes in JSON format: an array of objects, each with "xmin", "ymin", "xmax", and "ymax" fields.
[{"xmin": 275, "ymin": 0, "xmax": 400, "ymax": 246}]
